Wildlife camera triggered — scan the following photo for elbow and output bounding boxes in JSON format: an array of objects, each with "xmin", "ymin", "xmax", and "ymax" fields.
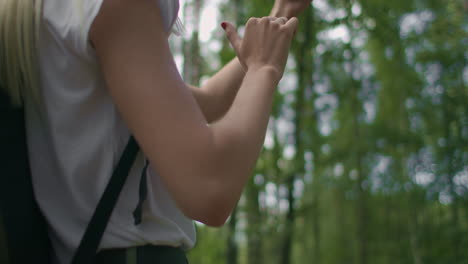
[
  {"xmin": 188, "ymin": 197, "xmax": 233, "ymax": 227},
  {"xmin": 184, "ymin": 204, "xmax": 231, "ymax": 227},
  {"xmin": 181, "ymin": 180, "xmax": 234, "ymax": 227},
  {"xmin": 163, "ymin": 138, "xmax": 240, "ymax": 227},
  {"xmin": 195, "ymin": 211, "xmax": 230, "ymax": 227}
]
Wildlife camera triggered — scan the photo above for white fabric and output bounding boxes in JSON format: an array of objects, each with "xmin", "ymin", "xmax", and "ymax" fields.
[{"xmin": 25, "ymin": 1, "xmax": 195, "ymax": 263}]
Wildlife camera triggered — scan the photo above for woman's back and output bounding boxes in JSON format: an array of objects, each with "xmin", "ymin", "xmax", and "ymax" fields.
[{"xmin": 27, "ymin": 1, "xmax": 195, "ymax": 263}]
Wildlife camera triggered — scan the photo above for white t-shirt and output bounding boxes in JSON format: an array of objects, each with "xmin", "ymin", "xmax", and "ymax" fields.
[{"xmin": 25, "ymin": 1, "xmax": 195, "ymax": 263}]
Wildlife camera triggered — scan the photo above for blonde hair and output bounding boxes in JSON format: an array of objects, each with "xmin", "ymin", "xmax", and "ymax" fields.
[{"xmin": 0, "ymin": 0, "xmax": 43, "ymax": 106}]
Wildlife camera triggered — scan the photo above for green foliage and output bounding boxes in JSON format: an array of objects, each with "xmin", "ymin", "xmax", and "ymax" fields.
[{"xmin": 179, "ymin": 0, "xmax": 468, "ymax": 263}]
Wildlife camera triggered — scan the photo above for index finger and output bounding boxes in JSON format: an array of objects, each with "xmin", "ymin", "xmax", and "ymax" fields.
[{"xmin": 283, "ymin": 17, "xmax": 299, "ymax": 33}]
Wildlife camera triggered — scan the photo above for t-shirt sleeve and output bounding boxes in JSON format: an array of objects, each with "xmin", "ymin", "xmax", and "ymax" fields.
[
  {"xmin": 42, "ymin": 0, "xmax": 104, "ymax": 58},
  {"xmin": 76, "ymin": 0, "xmax": 104, "ymax": 56},
  {"xmin": 42, "ymin": 0, "xmax": 180, "ymax": 58}
]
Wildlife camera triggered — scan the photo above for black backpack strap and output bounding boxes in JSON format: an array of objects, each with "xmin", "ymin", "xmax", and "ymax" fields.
[
  {"xmin": 0, "ymin": 90, "xmax": 51, "ymax": 264},
  {"xmin": 72, "ymin": 136, "xmax": 140, "ymax": 264},
  {"xmin": 133, "ymin": 159, "xmax": 149, "ymax": 225}
]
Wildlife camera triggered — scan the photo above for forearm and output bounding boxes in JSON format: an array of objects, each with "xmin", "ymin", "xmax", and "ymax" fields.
[
  {"xmin": 208, "ymin": 67, "xmax": 279, "ymax": 217},
  {"xmin": 169, "ymin": 67, "xmax": 278, "ymax": 226},
  {"xmin": 190, "ymin": 57, "xmax": 245, "ymax": 123}
]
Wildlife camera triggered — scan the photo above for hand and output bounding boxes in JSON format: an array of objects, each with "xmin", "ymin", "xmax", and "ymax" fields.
[
  {"xmin": 222, "ymin": 17, "xmax": 299, "ymax": 80},
  {"xmin": 271, "ymin": 0, "xmax": 313, "ymax": 18}
]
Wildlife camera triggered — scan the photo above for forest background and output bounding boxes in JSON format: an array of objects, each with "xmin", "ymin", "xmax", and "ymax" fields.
[{"xmin": 169, "ymin": 0, "xmax": 467, "ymax": 263}]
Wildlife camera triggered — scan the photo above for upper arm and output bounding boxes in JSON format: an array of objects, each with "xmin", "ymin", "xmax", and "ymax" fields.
[{"xmin": 89, "ymin": 0, "xmax": 218, "ymax": 218}]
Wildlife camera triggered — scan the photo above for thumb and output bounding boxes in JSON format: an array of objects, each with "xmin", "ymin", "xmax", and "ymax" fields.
[{"xmin": 222, "ymin": 22, "xmax": 242, "ymax": 55}]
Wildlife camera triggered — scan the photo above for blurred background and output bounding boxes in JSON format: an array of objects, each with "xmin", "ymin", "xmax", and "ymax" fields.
[{"xmin": 169, "ymin": 0, "xmax": 467, "ymax": 263}]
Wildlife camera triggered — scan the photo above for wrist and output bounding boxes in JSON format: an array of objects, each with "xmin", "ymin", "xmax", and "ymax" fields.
[
  {"xmin": 270, "ymin": 5, "xmax": 293, "ymax": 18},
  {"xmin": 246, "ymin": 65, "xmax": 282, "ymax": 86}
]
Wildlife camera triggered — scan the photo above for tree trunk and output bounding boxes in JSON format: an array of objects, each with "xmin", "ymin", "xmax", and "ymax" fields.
[
  {"xmin": 226, "ymin": 207, "xmax": 238, "ymax": 264},
  {"xmin": 280, "ymin": 175, "xmax": 296, "ymax": 264},
  {"xmin": 246, "ymin": 180, "xmax": 263, "ymax": 264},
  {"xmin": 182, "ymin": 0, "xmax": 203, "ymax": 86}
]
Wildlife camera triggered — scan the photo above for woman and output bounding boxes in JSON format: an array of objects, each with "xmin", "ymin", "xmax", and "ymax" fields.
[{"xmin": 0, "ymin": 0, "xmax": 312, "ymax": 263}]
